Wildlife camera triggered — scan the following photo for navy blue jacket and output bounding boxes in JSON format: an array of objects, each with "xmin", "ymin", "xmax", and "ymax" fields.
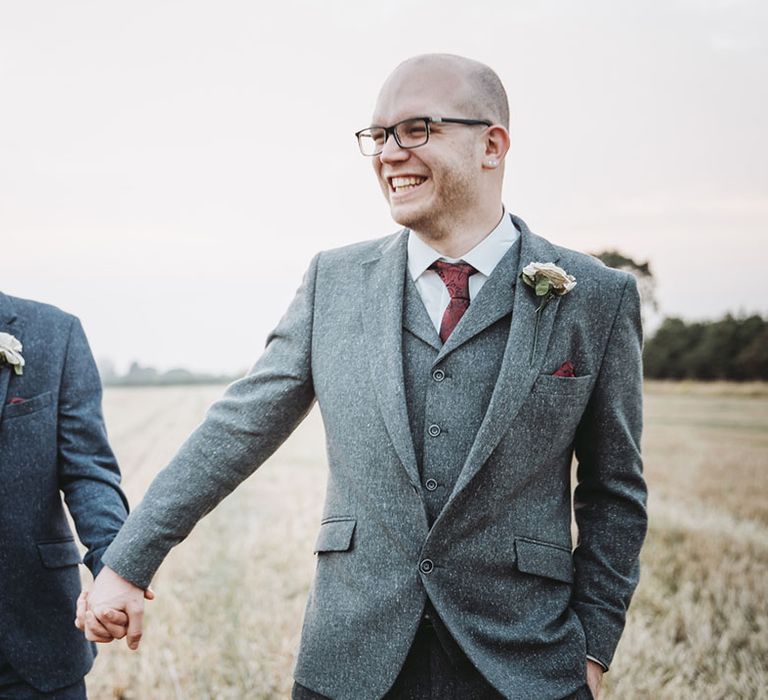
[{"xmin": 0, "ymin": 292, "xmax": 128, "ymax": 693}]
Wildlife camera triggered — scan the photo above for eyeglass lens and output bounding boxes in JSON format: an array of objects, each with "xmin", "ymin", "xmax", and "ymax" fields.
[{"xmin": 358, "ymin": 118, "xmax": 429, "ymax": 155}]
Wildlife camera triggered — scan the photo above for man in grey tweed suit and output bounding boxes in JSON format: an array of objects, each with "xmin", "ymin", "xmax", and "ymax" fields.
[{"xmin": 79, "ymin": 54, "xmax": 647, "ymax": 699}]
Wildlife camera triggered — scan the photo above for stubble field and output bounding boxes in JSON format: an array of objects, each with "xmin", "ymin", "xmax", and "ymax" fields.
[{"xmin": 83, "ymin": 381, "xmax": 768, "ymax": 699}]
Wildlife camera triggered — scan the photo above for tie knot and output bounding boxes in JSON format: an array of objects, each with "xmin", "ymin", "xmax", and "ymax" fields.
[{"xmin": 429, "ymin": 260, "xmax": 478, "ymax": 300}]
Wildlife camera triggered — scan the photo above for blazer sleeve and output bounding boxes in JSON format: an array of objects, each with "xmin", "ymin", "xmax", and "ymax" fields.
[
  {"xmin": 58, "ymin": 316, "xmax": 129, "ymax": 577},
  {"xmin": 102, "ymin": 254, "xmax": 320, "ymax": 588},
  {"xmin": 571, "ymin": 272, "xmax": 648, "ymax": 669}
]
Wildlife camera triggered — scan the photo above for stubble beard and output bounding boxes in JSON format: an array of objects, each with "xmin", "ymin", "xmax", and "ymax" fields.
[{"xmin": 392, "ymin": 167, "xmax": 478, "ymax": 242}]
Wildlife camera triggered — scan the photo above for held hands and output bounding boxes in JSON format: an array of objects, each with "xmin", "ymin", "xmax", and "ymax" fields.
[
  {"xmin": 74, "ymin": 565, "xmax": 154, "ymax": 650},
  {"xmin": 586, "ymin": 659, "xmax": 604, "ymax": 699}
]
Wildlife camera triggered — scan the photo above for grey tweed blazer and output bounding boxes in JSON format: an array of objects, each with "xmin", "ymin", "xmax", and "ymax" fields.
[{"xmin": 103, "ymin": 214, "xmax": 647, "ymax": 700}]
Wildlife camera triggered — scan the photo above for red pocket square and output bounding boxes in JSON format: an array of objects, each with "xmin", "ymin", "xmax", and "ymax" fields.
[
  {"xmin": 552, "ymin": 361, "xmax": 575, "ymax": 377},
  {"xmin": 8, "ymin": 397, "xmax": 26, "ymax": 405}
]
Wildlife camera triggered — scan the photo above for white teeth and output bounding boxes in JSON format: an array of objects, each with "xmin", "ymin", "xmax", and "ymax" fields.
[{"xmin": 391, "ymin": 176, "xmax": 426, "ymax": 189}]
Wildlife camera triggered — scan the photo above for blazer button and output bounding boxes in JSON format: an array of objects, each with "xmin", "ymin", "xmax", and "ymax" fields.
[
  {"xmin": 419, "ymin": 559, "xmax": 434, "ymax": 574},
  {"xmin": 425, "ymin": 478, "xmax": 438, "ymax": 491},
  {"xmin": 428, "ymin": 424, "xmax": 441, "ymax": 437},
  {"xmin": 432, "ymin": 368, "xmax": 446, "ymax": 382}
]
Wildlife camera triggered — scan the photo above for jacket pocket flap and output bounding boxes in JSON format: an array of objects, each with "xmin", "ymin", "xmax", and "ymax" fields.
[
  {"xmin": 532, "ymin": 373, "xmax": 593, "ymax": 396},
  {"xmin": 515, "ymin": 537, "xmax": 573, "ymax": 583},
  {"xmin": 314, "ymin": 518, "xmax": 356, "ymax": 553},
  {"xmin": 3, "ymin": 391, "xmax": 54, "ymax": 419},
  {"xmin": 37, "ymin": 539, "xmax": 82, "ymax": 568}
]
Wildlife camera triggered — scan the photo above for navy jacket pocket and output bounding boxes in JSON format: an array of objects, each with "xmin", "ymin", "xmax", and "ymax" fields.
[
  {"xmin": 514, "ymin": 536, "xmax": 573, "ymax": 583},
  {"xmin": 314, "ymin": 517, "xmax": 356, "ymax": 553},
  {"xmin": 3, "ymin": 390, "xmax": 54, "ymax": 420},
  {"xmin": 37, "ymin": 539, "xmax": 82, "ymax": 568}
]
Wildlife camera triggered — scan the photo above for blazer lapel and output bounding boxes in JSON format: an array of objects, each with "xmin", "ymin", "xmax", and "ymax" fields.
[
  {"xmin": 441, "ymin": 216, "xmax": 564, "ymax": 510},
  {"xmin": 361, "ymin": 232, "xmax": 421, "ymax": 488},
  {"xmin": 0, "ymin": 292, "xmax": 20, "ymax": 424}
]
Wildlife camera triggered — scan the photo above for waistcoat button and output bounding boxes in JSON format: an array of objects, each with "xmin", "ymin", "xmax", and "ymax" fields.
[
  {"xmin": 419, "ymin": 559, "xmax": 434, "ymax": 574},
  {"xmin": 427, "ymin": 424, "xmax": 441, "ymax": 437}
]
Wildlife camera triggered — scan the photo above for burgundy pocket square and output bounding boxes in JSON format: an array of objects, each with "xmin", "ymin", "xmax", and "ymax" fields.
[
  {"xmin": 8, "ymin": 397, "xmax": 26, "ymax": 405},
  {"xmin": 552, "ymin": 361, "xmax": 575, "ymax": 377}
]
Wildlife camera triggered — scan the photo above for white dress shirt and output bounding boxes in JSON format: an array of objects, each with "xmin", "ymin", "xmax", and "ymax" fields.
[{"xmin": 406, "ymin": 210, "xmax": 520, "ymax": 335}]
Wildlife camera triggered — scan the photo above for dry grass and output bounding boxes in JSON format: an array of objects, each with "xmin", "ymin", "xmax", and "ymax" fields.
[
  {"xmin": 81, "ymin": 382, "xmax": 768, "ymax": 699},
  {"xmin": 604, "ymin": 382, "xmax": 768, "ymax": 700},
  {"xmin": 86, "ymin": 385, "xmax": 325, "ymax": 699},
  {"xmin": 644, "ymin": 379, "xmax": 768, "ymax": 398}
]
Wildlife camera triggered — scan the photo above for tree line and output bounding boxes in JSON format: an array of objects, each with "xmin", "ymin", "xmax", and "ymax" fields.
[
  {"xmin": 595, "ymin": 250, "xmax": 767, "ymax": 381},
  {"xmin": 98, "ymin": 360, "xmax": 240, "ymax": 386},
  {"xmin": 642, "ymin": 314, "xmax": 767, "ymax": 380}
]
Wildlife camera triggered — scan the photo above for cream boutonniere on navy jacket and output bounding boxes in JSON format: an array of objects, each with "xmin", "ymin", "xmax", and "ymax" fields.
[
  {"xmin": 0, "ymin": 331, "xmax": 25, "ymax": 375},
  {"xmin": 521, "ymin": 262, "xmax": 577, "ymax": 362}
]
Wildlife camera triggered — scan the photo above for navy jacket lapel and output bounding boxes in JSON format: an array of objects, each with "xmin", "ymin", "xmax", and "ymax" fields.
[
  {"xmin": 361, "ymin": 233, "xmax": 422, "ymax": 488},
  {"xmin": 0, "ymin": 292, "xmax": 20, "ymax": 423},
  {"xmin": 441, "ymin": 217, "xmax": 564, "ymax": 511}
]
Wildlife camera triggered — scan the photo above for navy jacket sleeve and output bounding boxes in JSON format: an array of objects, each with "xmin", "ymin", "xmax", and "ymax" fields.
[{"xmin": 57, "ymin": 316, "xmax": 129, "ymax": 576}]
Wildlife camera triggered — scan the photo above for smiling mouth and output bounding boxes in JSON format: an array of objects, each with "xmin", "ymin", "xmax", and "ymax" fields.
[{"xmin": 389, "ymin": 175, "xmax": 427, "ymax": 194}]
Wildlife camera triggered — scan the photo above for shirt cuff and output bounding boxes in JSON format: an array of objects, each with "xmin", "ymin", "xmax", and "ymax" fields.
[{"xmin": 586, "ymin": 655, "xmax": 609, "ymax": 672}]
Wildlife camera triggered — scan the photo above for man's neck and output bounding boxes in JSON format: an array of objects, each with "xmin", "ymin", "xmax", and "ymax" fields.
[{"xmin": 411, "ymin": 204, "xmax": 505, "ymax": 259}]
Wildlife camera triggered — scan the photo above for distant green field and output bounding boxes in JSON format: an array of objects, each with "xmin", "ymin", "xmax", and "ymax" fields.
[{"xmin": 82, "ymin": 382, "xmax": 768, "ymax": 699}]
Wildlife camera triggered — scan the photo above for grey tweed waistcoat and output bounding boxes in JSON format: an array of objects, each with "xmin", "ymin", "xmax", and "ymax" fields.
[
  {"xmin": 402, "ymin": 238, "xmax": 520, "ymax": 526},
  {"xmin": 400, "ymin": 239, "xmax": 521, "ymax": 670}
]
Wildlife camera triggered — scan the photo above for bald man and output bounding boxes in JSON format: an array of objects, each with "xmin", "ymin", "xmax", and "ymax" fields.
[{"xmin": 79, "ymin": 54, "xmax": 646, "ymax": 700}]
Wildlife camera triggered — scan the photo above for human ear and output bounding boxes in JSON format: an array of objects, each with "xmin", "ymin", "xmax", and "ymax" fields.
[{"xmin": 482, "ymin": 124, "xmax": 510, "ymax": 169}]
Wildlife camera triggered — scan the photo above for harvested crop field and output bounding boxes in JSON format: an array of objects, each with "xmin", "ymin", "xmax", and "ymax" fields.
[{"xmin": 82, "ymin": 381, "xmax": 768, "ymax": 699}]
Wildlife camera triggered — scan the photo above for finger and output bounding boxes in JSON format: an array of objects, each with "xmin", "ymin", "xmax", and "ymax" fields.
[
  {"xmin": 85, "ymin": 628, "xmax": 115, "ymax": 644},
  {"xmin": 92, "ymin": 607, "xmax": 128, "ymax": 639},
  {"xmin": 84, "ymin": 614, "xmax": 115, "ymax": 643},
  {"xmin": 75, "ymin": 591, "xmax": 88, "ymax": 630},
  {"xmin": 144, "ymin": 586, "xmax": 155, "ymax": 601},
  {"xmin": 125, "ymin": 602, "xmax": 144, "ymax": 650},
  {"xmin": 85, "ymin": 610, "xmax": 119, "ymax": 640},
  {"xmin": 103, "ymin": 607, "xmax": 129, "ymax": 627}
]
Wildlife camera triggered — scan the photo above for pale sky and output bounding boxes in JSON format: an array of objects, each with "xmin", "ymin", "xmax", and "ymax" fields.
[{"xmin": 1, "ymin": 0, "xmax": 766, "ymax": 373}]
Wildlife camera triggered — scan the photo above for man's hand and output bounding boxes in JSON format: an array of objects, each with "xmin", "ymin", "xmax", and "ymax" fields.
[
  {"xmin": 586, "ymin": 659, "xmax": 604, "ymax": 699},
  {"xmin": 74, "ymin": 566, "xmax": 154, "ymax": 650},
  {"xmin": 74, "ymin": 590, "xmax": 128, "ymax": 643}
]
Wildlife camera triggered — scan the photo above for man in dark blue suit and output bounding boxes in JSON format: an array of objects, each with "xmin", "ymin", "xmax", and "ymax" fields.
[{"xmin": 0, "ymin": 291, "xmax": 129, "ymax": 699}]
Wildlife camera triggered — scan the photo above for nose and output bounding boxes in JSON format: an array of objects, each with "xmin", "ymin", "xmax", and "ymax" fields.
[{"xmin": 378, "ymin": 131, "xmax": 409, "ymax": 164}]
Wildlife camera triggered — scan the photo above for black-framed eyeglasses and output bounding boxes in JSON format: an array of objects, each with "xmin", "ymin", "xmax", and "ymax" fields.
[{"xmin": 355, "ymin": 116, "xmax": 492, "ymax": 156}]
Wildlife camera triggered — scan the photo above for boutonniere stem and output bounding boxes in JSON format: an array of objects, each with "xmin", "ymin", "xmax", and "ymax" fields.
[
  {"xmin": 521, "ymin": 262, "xmax": 577, "ymax": 365},
  {"xmin": 531, "ymin": 291, "xmax": 555, "ymax": 363}
]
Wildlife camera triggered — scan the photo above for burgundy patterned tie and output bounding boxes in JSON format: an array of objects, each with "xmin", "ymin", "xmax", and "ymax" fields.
[{"xmin": 430, "ymin": 260, "xmax": 478, "ymax": 343}]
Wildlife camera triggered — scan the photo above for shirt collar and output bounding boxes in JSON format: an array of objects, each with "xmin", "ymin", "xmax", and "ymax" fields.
[{"xmin": 407, "ymin": 208, "xmax": 520, "ymax": 281}]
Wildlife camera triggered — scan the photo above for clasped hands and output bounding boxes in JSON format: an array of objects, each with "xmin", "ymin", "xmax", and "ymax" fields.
[{"xmin": 74, "ymin": 566, "xmax": 154, "ymax": 650}]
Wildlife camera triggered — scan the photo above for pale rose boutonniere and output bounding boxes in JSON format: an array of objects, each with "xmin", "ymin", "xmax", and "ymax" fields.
[
  {"xmin": 521, "ymin": 262, "xmax": 577, "ymax": 363},
  {"xmin": 0, "ymin": 332, "xmax": 25, "ymax": 375}
]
